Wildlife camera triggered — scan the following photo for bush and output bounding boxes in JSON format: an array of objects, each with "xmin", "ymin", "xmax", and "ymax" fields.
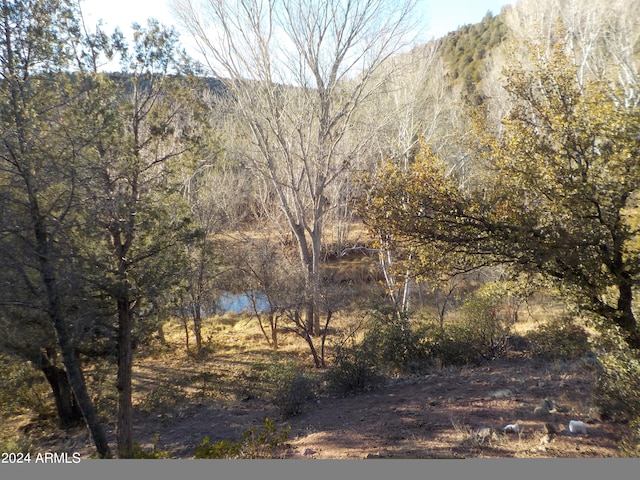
[
  {"xmin": 0, "ymin": 355, "xmax": 51, "ymax": 417},
  {"xmin": 0, "ymin": 431, "xmax": 33, "ymax": 456},
  {"xmin": 361, "ymin": 307, "xmax": 431, "ymax": 374},
  {"xmin": 325, "ymin": 340, "xmax": 385, "ymax": 396},
  {"xmin": 138, "ymin": 383, "xmax": 186, "ymax": 414},
  {"xmin": 592, "ymin": 328, "xmax": 640, "ymax": 456},
  {"xmin": 418, "ymin": 286, "xmax": 515, "ymax": 367},
  {"xmin": 195, "ymin": 417, "xmax": 290, "ymax": 459},
  {"xmin": 130, "ymin": 435, "xmax": 172, "ymax": 459},
  {"xmin": 593, "ymin": 330, "xmax": 640, "ymax": 422},
  {"xmin": 620, "ymin": 419, "xmax": 640, "ymax": 457},
  {"xmin": 263, "ymin": 362, "xmax": 314, "ymax": 418},
  {"xmin": 453, "ymin": 288, "xmax": 514, "ymax": 361},
  {"xmin": 421, "ymin": 324, "xmax": 477, "ymax": 366},
  {"xmin": 525, "ymin": 316, "xmax": 591, "ymax": 360}
]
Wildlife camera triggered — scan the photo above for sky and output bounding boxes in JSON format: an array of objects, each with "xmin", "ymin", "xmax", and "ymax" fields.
[{"xmin": 79, "ymin": 0, "xmax": 516, "ymax": 49}]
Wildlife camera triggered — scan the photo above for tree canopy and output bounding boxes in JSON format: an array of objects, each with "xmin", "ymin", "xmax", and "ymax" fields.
[{"xmin": 358, "ymin": 44, "xmax": 640, "ymax": 350}]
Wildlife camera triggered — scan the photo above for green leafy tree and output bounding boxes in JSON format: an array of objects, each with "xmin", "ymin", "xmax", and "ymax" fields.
[
  {"xmin": 0, "ymin": 0, "xmax": 110, "ymax": 456},
  {"xmin": 359, "ymin": 44, "xmax": 640, "ymax": 350},
  {"xmin": 75, "ymin": 20, "xmax": 207, "ymax": 457}
]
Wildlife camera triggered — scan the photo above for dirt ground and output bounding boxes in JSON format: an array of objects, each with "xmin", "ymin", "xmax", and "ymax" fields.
[{"xmin": 36, "ymin": 352, "xmax": 627, "ymax": 459}]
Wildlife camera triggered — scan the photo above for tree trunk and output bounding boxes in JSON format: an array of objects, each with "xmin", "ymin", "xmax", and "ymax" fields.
[
  {"xmin": 39, "ymin": 349, "xmax": 83, "ymax": 429},
  {"xmin": 193, "ymin": 308, "xmax": 203, "ymax": 355},
  {"xmin": 270, "ymin": 313, "xmax": 278, "ymax": 351},
  {"xmin": 304, "ymin": 302, "xmax": 316, "ymax": 337},
  {"xmin": 302, "ymin": 330, "xmax": 321, "ymax": 369},
  {"xmin": 31, "ymin": 192, "xmax": 111, "ymax": 457},
  {"xmin": 116, "ymin": 297, "xmax": 134, "ymax": 458},
  {"xmin": 616, "ymin": 278, "xmax": 640, "ymax": 350}
]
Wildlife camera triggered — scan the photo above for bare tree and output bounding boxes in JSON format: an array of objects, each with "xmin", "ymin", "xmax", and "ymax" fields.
[
  {"xmin": 502, "ymin": 0, "xmax": 639, "ymax": 102},
  {"xmin": 173, "ymin": 0, "xmax": 422, "ymax": 335}
]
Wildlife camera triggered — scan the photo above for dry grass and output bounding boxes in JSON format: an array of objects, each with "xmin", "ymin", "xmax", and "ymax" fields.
[
  {"xmin": 0, "ymin": 268, "xmax": 620, "ymax": 458},
  {"xmin": 130, "ymin": 309, "xmax": 364, "ymax": 410}
]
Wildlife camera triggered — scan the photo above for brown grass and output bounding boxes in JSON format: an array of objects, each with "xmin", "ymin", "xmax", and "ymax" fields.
[{"xmin": 0, "ymin": 279, "xmax": 623, "ymax": 458}]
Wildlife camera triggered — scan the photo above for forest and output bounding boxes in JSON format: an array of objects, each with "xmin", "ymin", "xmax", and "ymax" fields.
[{"xmin": 1, "ymin": 0, "xmax": 639, "ymax": 459}]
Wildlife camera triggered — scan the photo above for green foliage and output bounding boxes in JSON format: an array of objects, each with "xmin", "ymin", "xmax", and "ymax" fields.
[
  {"xmin": 0, "ymin": 355, "xmax": 51, "ymax": 417},
  {"xmin": 358, "ymin": 42, "xmax": 640, "ymax": 351},
  {"xmin": 453, "ymin": 286, "xmax": 514, "ymax": 360},
  {"xmin": 620, "ymin": 419, "xmax": 640, "ymax": 458},
  {"xmin": 419, "ymin": 322, "xmax": 476, "ymax": 367},
  {"xmin": 327, "ymin": 286, "xmax": 517, "ymax": 389},
  {"xmin": 325, "ymin": 305, "xmax": 433, "ymax": 396},
  {"xmin": 138, "ymin": 383, "xmax": 186, "ymax": 415},
  {"xmin": 194, "ymin": 417, "xmax": 290, "ymax": 459},
  {"xmin": 130, "ymin": 435, "xmax": 172, "ymax": 459},
  {"xmin": 592, "ymin": 329, "xmax": 640, "ymax": 455},
  {"xmin": 362, "ymin": 307, "xmax": 431, "ymax": 374},
  {"xmin": 263, "ymin": 362, "xmax": 314, "ymax": 418},
  {"xmin": 195, "ymin": 438, "xmax": 243, "ymax": 459},
  {"xmin": 420, "ymin": 284, "xmax": 513, "ymax": 366},
  {"xmin": 236, "ymin": 361, "xmax": 314, "ymax": 416},
  {"xmin": 593, "ymin": 329, "xmax": 640, "ymax": 423},
  {"xmin": 325, "ymin": 339, "xmax": 385, "ymax": 396},
  {"xmin": 0, "ymin": 431, "xmax": 33, "ymax": 456},
  {"xmin": 525, "ymin": 317, "xmax": 591, "ymax": 360},
  {"xmin": 439, "ymin": 11, "xmax": 508, "ymax": 102}
]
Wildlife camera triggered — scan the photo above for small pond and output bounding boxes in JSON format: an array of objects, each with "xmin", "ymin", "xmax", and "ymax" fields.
[{"xmin": 217, "ymin": 291, "xmax": 269, "ymax": 314}]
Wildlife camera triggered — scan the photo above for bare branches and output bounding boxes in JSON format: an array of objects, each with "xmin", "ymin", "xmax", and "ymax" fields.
[{"xmin": 173, "ymin": 0, "xmax": 422, "ymax": 334}]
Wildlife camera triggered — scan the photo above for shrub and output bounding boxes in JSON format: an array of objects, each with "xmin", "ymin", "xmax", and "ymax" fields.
[
  {"xmin": 593, "ymin": 329, "xmax": 640, "ymax": 422},
  {"xmin": 361, "ymin": 307, "xmax": 431, "ymax": 374},
  {"xmin": 0, "ymin": 355, "xmax": 51, "ymax": 417},
  {"xmin": 195, "ymin": 417, "xmax": 290, "ymax": 459},
  {"xmin": 130, "ymin": 435, "xmax": 172, "ymax": 459},
  {"xmin": 421, "ymin": 324, "xmax": 477, "ymax": 366},
  {"xmin": 138, "ymin": 383, "xmax": 186, "ymax": 415},
  {"xmin": 263, "ymin": 362, "xmax": 314, "ymax": 418},
  {"xmin": 0, "ymin": 431, "xmax": 33, "ymax": 456},
  {"xmin": 525, "ymin": 316, "xmax": 591, "ymax": 360},
  {"xmin": 418, "ymin": 286, "xmax": 515, "ymax": 367},
  {"xmin": 592, "ymin": 328, "xmax": 640, "ymax": 456},
  {"xmin": 620, "ymin": 419, "xmax": 640, "ymax": 457},
  {"xmin": 325, "ymin": 340, "xmax": 385, "ymax": 396},
  {"xmin": 453, "ymin": 288, "xmax": 514, "ymax": 361}
]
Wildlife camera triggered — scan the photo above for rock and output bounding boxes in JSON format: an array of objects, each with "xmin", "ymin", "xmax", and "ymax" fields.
[
  {"xmin": 502, "ymin": 423, "xmax": 521, "ymax": 434},
  {"xmin": 568, "ymin": 420, "xmax": 587, "ymax": 435}
]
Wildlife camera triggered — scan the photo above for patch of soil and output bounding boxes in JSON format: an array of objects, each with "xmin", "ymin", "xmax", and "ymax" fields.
[{"xmin": 43, "ymin": 354, "xmax": 627, "ymax": 459}]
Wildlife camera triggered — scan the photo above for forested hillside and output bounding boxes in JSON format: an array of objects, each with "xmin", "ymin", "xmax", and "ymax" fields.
[
  {"xmin": 439, "ymin": 10, "xmax": 509, "ymax": 103},
  {"xmin": 1, "ymin": 0, "xmax": 639, "ymax": 459}
]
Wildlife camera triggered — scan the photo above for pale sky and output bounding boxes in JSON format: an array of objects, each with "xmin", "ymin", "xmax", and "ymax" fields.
[{"xmin": 79, "ymin": 0, "xmax": 515, "ymax": 48}]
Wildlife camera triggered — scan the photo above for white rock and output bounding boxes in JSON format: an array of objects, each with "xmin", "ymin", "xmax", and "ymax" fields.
[
  {"xmin": 568, "ymin": 420, "xmax": 587, "ymax": 435},
  {"xmin": 502, "ymin": 423, "xmax": 521, "ymax": 434}
]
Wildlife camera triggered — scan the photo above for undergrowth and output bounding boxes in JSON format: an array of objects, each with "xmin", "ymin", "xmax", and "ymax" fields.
[{"xmin": 195, "ymin": 417, "xmax": 291, "ymax": 459}]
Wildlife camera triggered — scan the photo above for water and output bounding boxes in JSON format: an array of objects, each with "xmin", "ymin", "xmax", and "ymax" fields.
[{"xmin": 217, "ymin": 291, "xmax": 269, "ymax": 314}]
